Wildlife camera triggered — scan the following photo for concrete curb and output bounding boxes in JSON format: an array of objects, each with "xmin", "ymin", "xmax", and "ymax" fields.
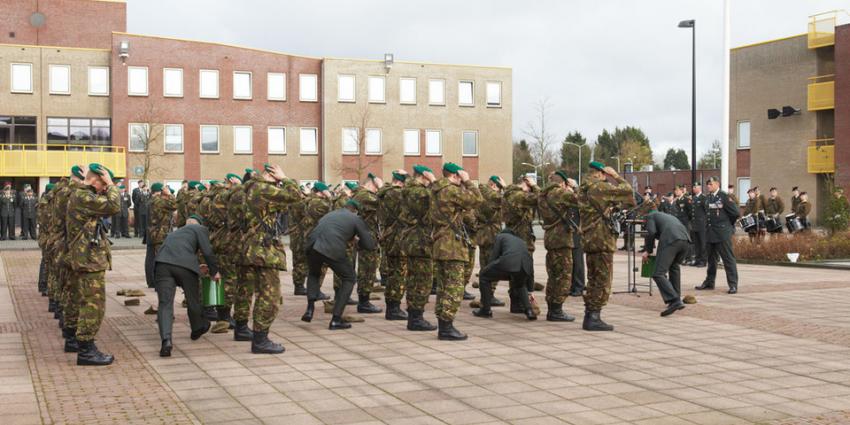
[{"xmin": 737, "ymin": 259, "xmax": 850, "ymax": 270}]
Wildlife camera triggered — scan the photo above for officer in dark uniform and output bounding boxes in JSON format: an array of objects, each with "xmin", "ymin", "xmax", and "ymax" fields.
[
  {"xmin": 690, "ymin": 182, "xmax": 707, "ymax": 267},
  {"xmin": 671, "ymin": 185, "xmax": 693, "ymax": 265},
  {"xmin": 114, "ymin": 185, "xmax": 132, "ymax": 238},
  {"xmin": 19, "ymin": 186, "xmax": 38, "ymax": 240},
  {"xmin": 643, "ymin": 209, "xmax": 690, "ymax": 316},
  {"xmin": 0, "ymin": 182, "xmax": 15, "ymax": 240},
  {"xmin": 695, "ymin": 176, "xmax": 741, "ymax": 294}
]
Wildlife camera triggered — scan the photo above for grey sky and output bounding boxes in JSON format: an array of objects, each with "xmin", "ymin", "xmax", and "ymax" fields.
[{"xmin": 126, "ymin": 0, "xmax": 849, "ymax": 164}]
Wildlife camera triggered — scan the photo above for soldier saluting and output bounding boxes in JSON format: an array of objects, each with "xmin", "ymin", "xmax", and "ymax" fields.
[{"xmin": 695, "ymin": 176, "xmax": 741, "ymax": 294}]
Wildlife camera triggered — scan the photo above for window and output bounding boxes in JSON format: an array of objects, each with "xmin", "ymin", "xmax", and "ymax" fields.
[
  {"xmin": 300, "ymin": 74, "xmax": 317, "ymax": 102},
  {"xmin": 88, "ymin": 66, "xmax": 109, "ymax": 96},
  {"xmin": 233, "ymin": 126, "xmax": 252, "ymax": 153},
  {"xmin": 400, "ymin": 77, "xmax": 416, "ymax": 104},
  {"xmin": 366, "ymin": 128, "xmax": 382, "ymax": 154},
  {"xmin": 11, "ymin": 63, "xmax": 33, "ymax": 93},
  {"xmin": 300, "ymin": 127, "xmax": 318, "ymax": 154},
  {"xmin": 199, "ymin": 69, "xmax": 219, "ymax": 98},
  {"xmin": 342, "ymin": 127, "xmax": 359, "ymax": 154},
  {"xmin": 462, "ymin": 130, "xmax": 478, "ymax": 156},
  {"xmin": 49, "ymin": 118, "xmax": 110, "ymax": 146},
  {"xmin": 127, "ymin": 66, "xmax": 148, "ymax": 96},
  {"xmin": 1, "ymin": 116, "xmax": 37, "ymax": 146},
  {"xmin": 737, "ymin": 121, "xmax": 750, "ymax": 148},
  {"xmin": 737, "ymin": 178, "xmax": 751, "ymax": 205},
  {"xmin": 338, "ymin": 74, "xmax": 355, "ymax": 102},
  {"xmin": 233, "ymin": 71, "xmax": 252, "ymax": 99},
  {"xmin": 163, "ymin": 68, "xmax": 183, "ymax": 97},
  {"xmin": 164, "ymin": 124, "xmax": 183, "ymax": 153},
  {"xmin": 49, "ymin": 65, "xmax": 71, "ymax": 95},
  {"xmin": 425, "ymin": 130, "xmax": 441, "ymax": 155},
  {"xmin": 128, "ymin": 123, "xmax": 149, "ymax": 152},
  {"xmin": 267, "ymin": 72, "xmax": 286, "ymax": 101},
  {"xmin": 486, "ymin": 81, "xmax": 502, "ymax": 107},
  {"xmin": 403, "ymin": 129, "xmax": 419, "ymax": 155},
  {"xmin": 268, "ymin": 126, "xmax": 286, "ymax": 154},
  {"xmin": 458, "ymin": 81, "xmax": 474, "ymax": 106},
  {"xmin": 368, "ymin": 76, "xmax": 385, "ymax": 103},
  {"xmin": 200, "ymin": 125, "xmax": 219, "ymax": 153},
  {"xmin": 428, "ymin": 79, "xmax": 445, "ymax": 105}
]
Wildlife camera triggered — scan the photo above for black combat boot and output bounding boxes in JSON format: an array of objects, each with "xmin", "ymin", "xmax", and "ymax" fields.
[
  {"xmin": 293, "ymin": 284, "xmax": 307, "ymax": 296},
  {"xmin": 217, "ymin": 307, "xmax": 235, "ymax": 329},
  {"xmin": 203, "ymin": 306, "xmax": 218, "ymax": 321},
  {"xmin": 62, "ymin": 327, "xmax": 79, "ymax": 353},
  {"xmin": 76, "ymin": 340, "xmax": 114, "ymax": 366},
  {"xmin": 57, "ymin": 310, "xmax": 64, "ymax": 328},
  {"xmin": 546, "ymin": 302, "xmax": 575, "ymax": 322},
  {"xmin": 233, "ymin": 320, "xmax": 252, "ymax": 341},
  {"xmin": 160, "ymin": 339, "xmax": 172, "ymax": 357},
  {"xmin": 53, "ymin": 304, "xmax": 62, "ymax": 319},
  {"xmin": 406, "ymin": 309, "xmax": 437, "ymax": 331},
  {"xmin": 437, "ymin": 319, "xmax": 468, "ymax": 341},
  {"xmin": 190, "ymin": 321, "xmax": 210, "ymax": 340},
  {"xmin": 301, "ymin": 300, "xmax": 315, "ymax": 323},
  {"xmin": 472, "ymin": 306, "xmax": 492, "ymax": 318},
  {"xmin": 251, "ymin": 330, "xmax": 285, "ymax": 354},
  {"xmin": 384, "ymin": 301, "xmax": 407, "ymax": 321},
  {"xmin": 431, "ymin": 281, "xmax": 437, "ymax": 295},
  {"xmin": 509, "ymin": 293, "xmax": 524, "ymax": 314},
  {"xmin": 48, "ymin": 299, "xmax": 56, "ymax": 313},
  {"xmin": 463, "ymin": 290, "xmax": 475, "ymax": 300},
  {"xmin": 357, "ymin": 294, "xmax": 382, "ymax": 314},
  {"xmin": 582, "ymin": 310, "xmax": 614, "ymax": 331},
  {"xmin": 329, "ymin": 315, "xmax": 351, "ymax": 330}
]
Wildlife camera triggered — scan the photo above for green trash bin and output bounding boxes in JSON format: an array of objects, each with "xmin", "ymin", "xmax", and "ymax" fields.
[
  {"xmin": 202, "ymin": 277, "xmax": 225, "ymax": 307},
  {"xmin": 641, "ymin": 256, "xmax": 656, "ymax": 278}
]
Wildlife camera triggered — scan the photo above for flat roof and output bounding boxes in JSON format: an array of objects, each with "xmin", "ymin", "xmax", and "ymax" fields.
[{"xmin": 731, "ymin": 33, "xmax": 807, "ymax": 51}]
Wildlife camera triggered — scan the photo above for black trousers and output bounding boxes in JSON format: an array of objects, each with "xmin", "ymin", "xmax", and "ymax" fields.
[
  {"xmin": 137, "ymin": 213, "xmax": 148, "ymax": 238},
  {"xmin": 133, "ymin": 209, "xmax": 141, "ymax": 236},
  {"xmin": 21, "ymin": 216, "xmax": 36, "ymax": 239},
  {"xmin": 703, "ymin": 237, "xmax": 738, "ymax": 289},
  {"xmin": 479, "ymin": 263, "xmax": 532, "ymax": 311},
  {"xmin": 38, "ymin": 256, "xmax": 48, "ymax": 293},
  {"xmin": 652, "ymin": 240, "xmax": 689, "ymax": 304},
  {"xmin": 692, "ymin": 229, "xmax": 706, "ymax": 264},
  {"xmin": 306, "ymin": 247, "xmax": 356, "ymax": 317},
  {"xmin": 0, "ymin": 215, "xmax": 13, "ymax": 239},
  {"xmin": 571, "ymin": 236, "xmax": 586, "ymax": 293},
  {"xmin": 155, "ymin": 263, "xmax": 207, "ymax": 341}
]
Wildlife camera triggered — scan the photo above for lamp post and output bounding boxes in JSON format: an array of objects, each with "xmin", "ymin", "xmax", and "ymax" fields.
[
  {"xmin": 563, "ymin": 142, "xmax": 583, "ymax": 182},
  {"xmin": 521, "ymin": 162, "xmax": 550, "ymax": 186},
  {"xmin": 679, "ymin": 18, "xmax": 697, "ymax": 186},
  {"xmin": 610, "ymin": 156, "xmax": 621, "ymax": 173}
]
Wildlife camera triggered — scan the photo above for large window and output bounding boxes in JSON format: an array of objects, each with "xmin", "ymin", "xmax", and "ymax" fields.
[
  {"xmin": 199, "ymin": 69, "xmax": 219, "ymax": 98},
  {"xmin": 737, "ymin": 120, "xmax": 750, "ymax": 148},
  {"xmin": 164, "ymin": 124, "xmax": 183, "ymax": 153},
  {"xmin": 737, "ymin": 177, "xmax": 751, "ymax": 205},
  {"xmin": 368, "ymin": 76, "xmax": 385, "ymax": 103},
  {"xmin": 128, "ymin": 123, "xmax": 149, "ymax": 152},
  {"xmin": 233, "ymin": 125, "xmax": 253, "ymax": 153},
  {"xmin": 300, "ymin": 127, "xmax": 318, "ymax": 154},
  {"xmin": 462, "ymin": 130, "xmax": 478, "ymax": 156},
  {"xmin": 365, "ymin": 128, "xmax": 382, "ymax": 154},
  {"xmin": 338, "ymin": 75, "xmax": 355, "ymax": 102},
  {"xmin": 428, "ymin": 79, "xmax": 445, "ymax": 105},
  {"xmin": 300, "ymin": 74, "xmax": 317, "ymax": 102},
  {"xmin": 403, "ymin": 129, "xmax": 419, "ymax": 155},
  {"xmin": 127, "ymin": 66, "xmax": 148, "ymax": 96},
  {"xmin": 486, "ymin": 81, "xmax": 502, "ymax": 107},
  {"xmin": 400, "ymin": 77, "xmax": 416, "ymax": 104},
  {"xmin": 268, "ymin": 126, "xmax": 286, "ymax": 154},
  {"xmin": 425, "ymin": 129, "xmax": 442, "ymax": 155},
  {"xmin": 163, "ymin": 68, "xmax": 183, "ymax": 97},
  {"xmin": 267, "ymin": 72, "xmax": 286, "ymax": 101},
  {"xmin": 11, "ymin": 63, "xmax": 33, "ymax": 93},
  {"xmin": 458, "ymin": 81, "xmax": 474, "ymax": 106},
  {"xmin": 88, "ymin": 66, "xmax": 109, "ymax": 96},
  {"xmin": 49, "ymin": 65, "xmax": 71, "ymax": 95},
  {"xmin": 0, "ymin": 116, "xmax": 37, "ymax": 147},
  {"xmin": 200, "ymin": 125, "xmax": 220, "ymax": 153},
  {"xmin": 342, "ymin": 127, "xmax": 358, "ymax": 154},
  {"xmin": 233, "ymin": 71, "xmax": 252, "ymax": 99}
]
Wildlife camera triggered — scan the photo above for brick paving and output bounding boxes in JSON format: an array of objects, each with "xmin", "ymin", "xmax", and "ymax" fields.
[{"xmin": 3, "ymin": 245, "xmax": 850, "ymax": 424}]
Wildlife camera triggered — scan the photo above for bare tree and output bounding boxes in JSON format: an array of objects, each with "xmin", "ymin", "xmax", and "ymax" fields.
[
  {"xmin": 333, "ymin": 104, "xmax": 391, "ymax": 181},
  {"xmin": 523, "ymin": 97, "xmax": 558, "ymax": 169},
  {"xmin": 127, "ymin": 100, "xmax": 166, "ymax": 184}
]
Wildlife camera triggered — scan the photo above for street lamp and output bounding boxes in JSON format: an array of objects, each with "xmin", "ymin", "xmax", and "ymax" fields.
[
  {"xmin": 563, "ymin": 142, "xmax": 583, "ymax": 182},
  {"xmin": 679, "ymin": 18, "xmax": 697, "ymax": 185},
  {"xmin": 521, "ymin": 162, "xmax": 550, "ymax": 186},
  {"xmin": 610, "ymin": 156, "xmax": 621, "ymax": 173}
]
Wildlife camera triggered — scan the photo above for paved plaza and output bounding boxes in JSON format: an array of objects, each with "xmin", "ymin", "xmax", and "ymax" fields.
[{"xmin": 2, "ymin": 245, "xmax": 850, "ymax": 425}]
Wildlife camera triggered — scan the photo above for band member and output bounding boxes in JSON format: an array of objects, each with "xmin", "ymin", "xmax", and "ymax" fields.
[{"xmin": 795, "ymin": 192, "xmax": 812, "ymax": 231}]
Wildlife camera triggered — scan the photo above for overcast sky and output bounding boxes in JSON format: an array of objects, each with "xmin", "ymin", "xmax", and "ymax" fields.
[{"xmin": 127, "ymin": 0, "xmax": 849, "ymax": 163}]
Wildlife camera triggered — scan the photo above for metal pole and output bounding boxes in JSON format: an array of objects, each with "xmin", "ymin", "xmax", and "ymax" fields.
[
  {"xmin": 721, "ymin": 0, "xmax": 731, "ymax": 187},
  {"xmin": 691, "ymin": 21, "xmax": 697, "ymax": 185},
  {"xmin": 578, "ymin": 145, "xmax": 582, "ymax": 183}
]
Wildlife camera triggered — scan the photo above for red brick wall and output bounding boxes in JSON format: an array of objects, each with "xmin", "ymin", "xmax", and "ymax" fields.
[
  {"xmin": 736, "ymin": 149, "xmax": 751, "ymax": 177},
  {"xmin": 341, "ymin": 155, "xmax": 383, "ymax": 181},
  {"xmin": 835, "ymin": 24, "xmax": 850, "ymax": 193},
  {"xmin": 627, "ymin": 168, "xmax": 720, "ymax": 196},
  {"xmin": 0, "ymin": 0, "xmax": 125, "ymax": 49}
]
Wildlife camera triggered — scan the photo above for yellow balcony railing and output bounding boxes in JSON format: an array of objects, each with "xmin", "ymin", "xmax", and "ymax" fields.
[
  {"xmin": 808, "ymin": 12, "xmax": 837, "ymax": 48},
  {"xmin": 0, "ymin": 144, "xmax": 126, "ymax": 178},
  {"xmin": 808, "ymin": 139, "xmax": 835, "ymax": 174},
  {"xmin": 808, "ymin": 75, "xmax": 835, "ymax": 111}
]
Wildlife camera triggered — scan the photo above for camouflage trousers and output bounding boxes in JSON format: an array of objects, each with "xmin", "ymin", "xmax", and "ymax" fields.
[
  {"xmin": 60, "ymin": 266, "xmax": 79, "ymax": 327},
  {"xmin": 219, "ymin": 258, "xmax": 239, "ymax": 310},
  {"xmin": 247, "ymin": 267, "xmax": 280, "ymax": 332},
  {"xmin": 478, "ymin": 244, "xmax": 497, "ymax": 295},
  {"xmin": 291, "ymin": 233, "xmax": 307, "ymax": 288},
  {"xmin": 234, "ymin": 266, "xmax": 258, "ymax": 323},
  {"xmin": 333, "ymin": 246, "xmax": 356, "ymax": 291},
  {"xmin": 46, "ymin": 255, "xmax": 60, "ymax": 301},
  {"xmin": 356, "ymin": 248, "xmax": 380, "ymax": 296},
  {"xmin": 384, "ymin": 255, "xmax": 406, "ymax": 303},
  {"xmin": 70, "ymin": 270, "xmax": 106, "ymax": 341},
  {"xmin": 584, "ymin": 252, "xmax": 613, "ymax": 311},
  {"xmin": 405, "ymin": 256, "xmax": 432, "ymax": 311},
  {"xmin": 434, "ymin": 260, "xmax": 465, "ymax": 321},
  {"xmin": 545, "ymin": 248, "xmax": 574, "ymax": 304},
  {"xmin": 463, "ymin": 246, "xmax": 476, "ymax": 287}
]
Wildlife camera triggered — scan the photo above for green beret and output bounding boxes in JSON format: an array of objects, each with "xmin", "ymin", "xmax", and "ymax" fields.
[
  {"xmin": 196, "ymin": 184, "xmax": 206, "ymax": 192},
  {"xmin": 413, "ymin": 164, "xmax": 432, "ymax": 175},
  {"xmin": 313, "ymin": 181, "xmax": 329, "ymax": 192},
  {"xmin": 589, "ymin": 161, "xmax": 605, "ymax": 172},
  {"xmin": 188, "ymin": 180, "xmax": 200, "ymax": 189},
  {"xmin": 188, "ymin": 214, "xmax": 204, "ymax": 225},
  {"xmin": 150, "ymin": 183, "xmax": 164, "ymax": 192},
  {"xmin": 263, "ymin": 163, "xmax": 274, "ymax": 172},
  {"xmin": 693, "ymin": 181, "xmax": 702, "ymax": 187},
  {"xmin": 226, "ymin": 173, "xmax": 242, "ymax": 182},
  {"xmin": 344, "ymin": 181, "xmax": 358, "ymax": 191},
  {"xmin": 392, "ymin": 171, "xmax": 407, "ymax": 182},
  {"xmin": 367, "ymin": 172, "xmax": 376, "ymax": 180},
  {"xmin": 45, "ymin": 183, "xmax": 55, "ymax": 192},
  {"xmin": 554, "ymin": 170, "xmax": 570, "ymax": 182},
  {"xmin": 70, "ymin": 165, "xmax": 85, "ymax": 179},
  {"xmin": 88, "ymin": 163, "xmax": 114, "ymax": 180},
  {"xmin": 442, "ymin": 162, "xmax": 463, "ymax": 174},
  {"xmin": 208, "ymin": 180, "xmax": 221, "ymax": 186},
  {"xmin": 117, "ymin": 185, "xmax": 126, "ymax": 189},
  {"xmin": 345, "ymin": 199, "xmax": 362, "ymax": 210}
]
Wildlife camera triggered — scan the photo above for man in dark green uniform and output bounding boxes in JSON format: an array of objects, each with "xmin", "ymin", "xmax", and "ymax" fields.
[
  {"xmin": 695, "ymin": 176, "xmax": 741, "ymax": 294},
  {"xmin": 377, "ymin": 170, "xmax": 408, "ymax": 320},
  {"xmin": 538, "ymin": 170, "xmax": 580, "ymax": 322},
  {"xmin": 352, "ymin": 174, "xmax": 383, "ymax": 314},
  {"xmin": 400, "ymin": 165, "xmax": 438, "ymax": 331}
]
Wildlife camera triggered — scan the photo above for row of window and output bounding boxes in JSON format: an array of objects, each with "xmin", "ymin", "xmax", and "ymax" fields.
[
  {"xmin": 8, "ymin": 63, "xmax": 110, "ymax": 96},
  {"xmin": 336, "ymin": 75, "xmax": 502, "ymax": 107},
  {"xmin": 127, "ymin": 124, "xmax": 480, "ymax": 156},
  {"xmin": 127, "ymin": 67, "xmax": 307, "ymax": 101}
]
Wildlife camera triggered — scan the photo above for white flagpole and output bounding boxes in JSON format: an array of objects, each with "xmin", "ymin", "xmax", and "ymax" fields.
[{"xmin": 721, "ymin": 0, "xmax": 731, "ymax": 187}]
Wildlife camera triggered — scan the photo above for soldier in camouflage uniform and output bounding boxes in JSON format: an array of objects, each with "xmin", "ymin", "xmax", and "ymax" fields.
[
  {"xmin": 461, "ymin": 208, "xmax": 477, "ymax": 301},
  {"xmin": 202, "ymin": 179, "xmax": 235, "ymax": 332},
  {"xmin": 145, "ymin": 182, "xmax": 177, "ymax": 290},
  {"xmin": 66, "ymin": 163, "xmax": 120, "ymax": 365},
  {"xmin": 474, "ymin": 176, "xmax": 505, "ymax": 305},
  {"xmin": 579, "ymin": 161, "xmax": 635, "ymax": 331},
  {"xmin": 242, "ymin": 164, "xmax": 300, "ymax": 354},
  {"xmin": 37, "ymin": 184, "xmax": 55, "ymax": 296},
  {"xmin": 431, "ymin": 162, "xmax": 482, "ymax": 341},
  {"xmin": 231, "ymin": 171, "xmax": 257, "ymax": 342},
  {"xmin": 288, "ymin": 186, "xmax": 311, "ymax": 296},
  {"xmin": 502, "ymin": 175, "xmax": 539, "ymax": 312},
  {"xmin": 538, "ymin": 170, "xmax": 580, "ymax": 322},
  {"xmin": 304, "ymin": 183, "xmax": 333, "ymax": 299},
  {"xmin": 53, "ymin": 166, "xmax": 86, "ymax": 350},
  {"xmin": 378, "ymin": 170, "xmax": 408, "ymax": 320},
  {"xmin": 175, "ymin": 180, "xmax": 192, "ymax": 228},
  {"xmin": 352, "ymin": 175, "xmax": 384, "ymax": 314},
  {"xmin": 400, "ymin": 165, "xmax": 439, "ymax": 331}
]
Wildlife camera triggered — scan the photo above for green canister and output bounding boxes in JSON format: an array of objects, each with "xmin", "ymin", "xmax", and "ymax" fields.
[
  {"xmin": 202, "ymin": 277, "xmax": 225, "ymax": 306},
  {"xmin": 641, "ymin": 256, "xmax": 656, "ymax": 278}
]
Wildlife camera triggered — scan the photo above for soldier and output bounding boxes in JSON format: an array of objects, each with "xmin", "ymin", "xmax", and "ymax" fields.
[
  {"xmin": 766, "ymin": 187, "xmax": 785, "ymax": 233},
  {"xmin": 578, "ymin": 161, "xmax": 635, "ymax": 331},
  {"xmin": 378, "ymin": 170, "xmax": 408, "ymax": 320},
  {"xmin": 53, "ymin": 166, "xmax": 86, "ymax": 351},
  {"xmin": 567, "ymin": 178, "xmax": 586, "ymax": 298},
  {"xmin": 727, "ymin": 184, "xmax": 740, "ymax": 206},
  {"xmin": 472, "ymin": 228, "xmax": 536, "ymax": 320},
  {"xmin": 289, "ymin": 185, "xmax": 311, "ymax": 296},
  {"xmin": 241, "ymin": 164, "xmax": 300, "ymax": 354},
  {"xmin": 400, "ymin": 165, "xmax": 438, "ymax": 331},
  {"xmin": 175, "ymin": 180, "xmax": 191, "ymax": 227},
  {"xmin": 199, "ymin": 179, "xmax": 229, "ymax": 327},
  {"xmin": 0, "ymin": 182, "xmax": 15, "ymax": 240},
  {"xmin": 537, "ymin": 170, "xmax": 580, "ymax": 322},
  {"xmin": 643, "ymin": 209, "xmax": 690, "ymax": 316},
  {"xmin": 502, "ymin": 176, "xmax": 538, "ymax": 252},
  {"xmin": 145, "ymin": 182, "xmax": 178, "ymax": 290},
  {"xmin": 186, "ymin": 181, "xmax": 206, "ymax": 218},
  {"xmin": 36, "ymin": 184, "xmax": 55, "ymax": 296},
  {"xmin": 231, "ymin": 170, "xmax": 257, "ymax": 342},
  {"xmin": 695, "ymin": 176, "xmax": 740, "ymax": 294},
  {"xmin": 66, "ymin": 163, "xmax": 120, "ymax": 365},
  {"xmin": 743, "ymin": 189, "xmax": 761, "ymax": 242},
  {"xmin": 690, "ymin": 182, "xmax": 707, "ymax": 267},
  {"xmin": 115, "ymin": 185, "xmax": 131, "ymax": 238},
  {"xmin": 19, "ymin": 186, "xmax": 38, "ymax": 240},
  {"xmin": 790, "ymin": 187, "xmax": 801, "ymax": 213},
  {"xmin": 461, "ymin": 204, "xmax": 477, "ymax": 301},
  {"xmin": 303, "ymin": 182, "xmax": 334, "ymax": 301},
  {"xmin": 671, "ymin": 185, "xmax": 693, "ymax": 263},
  {"xmin": 352, "ymin": 174, "xmax": 384, "ymax": 314},
  {"xmin": 474, "ymin": 176, "xmax": 505, "ymax": 305},
  {"xmin": 796, "ymin": 191, "xmax": 812, "ymax": 231}
]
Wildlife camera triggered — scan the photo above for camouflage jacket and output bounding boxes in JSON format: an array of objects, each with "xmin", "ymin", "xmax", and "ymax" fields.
[
  {"xmin": 50, "ymin": 179, "xmax": 80, "ymax": 258},
  {"xmin": 242, "ymin": 177, "xmax": 300, "ymax": 269},
  {"xmin": 399, "ymin": 179, "xmax": 433, "ymax": 258},
  {"xmin": 538, "ymin": 182, "xmax": 579, "ymax": 250},
  {"xmin": 334, "ymin": 192, "xmax": 350, "ymax": 209},
  {"xmin": 227, "ymin": 184, "xmax": 248, "ymax": 261},
  {"xmin": 352, "ymin": 187, "xmax": 380, "ymax": 236},
  {"xmin": 36, "ymin": 191, "xmax": 54, "ymax": 249},
  {"xmin": 579, "ymin": 175, "xmax": 635, "ymax": 254},
  {"xmin": 65, "ymin": 185, "xmax": 120, "ymax": 272},
  {"xmin": 201, "ymin": 186, "xmax": 227, "ymax": 249},
  {"xmin": 474, "ymin": 184, "xmax": 502, "ymax": 247},
  {"xmin": 186, "ymin": 190, "xmax": 204, "ymax": 218},
  {"xmin": 502, "ymin": 184, "xmax": 539, "ymax": 249},
  {"xmin": 304, "ymin": 195, "xmax": 333, "ymax": 234},
  {"xmin": 175, "ymin": 189, "xmax": 191, "ymax": 227},
  {"xmin": 430, "ymin": 178, "xmax": 482, "ymax": 262},
  {"xmin": 377, "ymin": 184, "xmax": 404, "ymax": 255},
  {"xmin": 148, "ymin": 193, "xmax": 177, "ymax": 247}
]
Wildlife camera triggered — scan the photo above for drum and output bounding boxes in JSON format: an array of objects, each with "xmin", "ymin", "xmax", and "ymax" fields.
[
  {"xmin": 788, "ymin": 217, "xmax": 804, "ymax": 233},
  {"xmin": 202, "ymin": 277, "xmax": 225, "ymax": 307},
  {"xmin": 766, "ymin": 215, "xmax": 783, "ymax": 233},
  {"xmin": 740, "ymin": 214, "xmax": 757, "ymax": 233}
]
